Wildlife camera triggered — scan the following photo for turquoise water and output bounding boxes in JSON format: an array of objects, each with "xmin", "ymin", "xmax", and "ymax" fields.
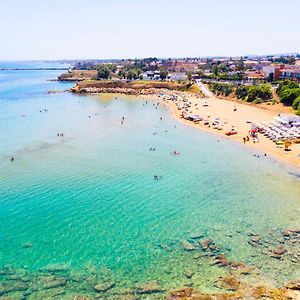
[{"xmin": 0, "ymin": 63, "xmax": 299, "ymax": 298}]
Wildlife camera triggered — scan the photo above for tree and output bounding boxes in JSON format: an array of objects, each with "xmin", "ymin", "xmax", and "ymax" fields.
[
  {"xmin": 268, "ymin": 72, "xmax": 274, "ymax": 82},
  {"xmin": 96, "ymin": 64, "xmax": 111, "ymax": 79},
  {"xmin": 235, "ymin": 85, "xmax": 249, "ymax": 99},
  {"xmin": 107, "ymin": 64, "xmax": 117, "ymax": 73},
  {"xmin": 212, "ymin": 66, "xmax": 219, "ymax": 76},
  {"xmin": 186, "ymin": 71, "xmax": 193, "ymax": 83},
  {"xmin": 126, "ymin": 69, "xmax": 139, "ymax": 80},
  {"xmin": 118, "ymin": 69, "xmax": 126, "ymax": 79},
  {"xmin": 292, "ymin": 96, "xmax": 300, "ymax": 110},
  {"xmin": 159, "ymin": 69, "xmax": 169, "ymax": 80},
  {"xmin": 236, "ymin": 57, "xmax": 244, "ymax": 71}
]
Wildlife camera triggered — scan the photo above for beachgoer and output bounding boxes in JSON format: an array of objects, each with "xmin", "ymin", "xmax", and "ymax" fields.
[
  {"xmin": 11, "ymin": 156, "xmax": 14, "ymax": 162},
  {"xmin": 243, "ymin": 137, "xmax": 246, "ymax": 144}
]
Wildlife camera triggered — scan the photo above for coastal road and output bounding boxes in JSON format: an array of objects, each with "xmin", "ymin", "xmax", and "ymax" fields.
[{"xmin": 196, "ymin": 80, "xmax": 215, "ymax": 98}]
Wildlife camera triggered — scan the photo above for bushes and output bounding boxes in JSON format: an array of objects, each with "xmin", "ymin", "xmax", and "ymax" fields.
[
  {"xmin": 209, "ymin": 82, "xmax": 234, "ymax": 97},
  {"xmin": 277, "ymin": 80, "xmax": 300, "ymax": 109},
  {"xmin": 208, "ymin": 82, "xmax": 272, "ymax": 103},
  {"xmin": 236, "ymin": 85, "xmax": 248, "ymax": 99},
  {"xmin": 292, "ymin": 96, "xmax": 300, "ymax": 115},
  {"xmin": 244, "ymin": 84, "xmax": 272, "ymax": 102}
]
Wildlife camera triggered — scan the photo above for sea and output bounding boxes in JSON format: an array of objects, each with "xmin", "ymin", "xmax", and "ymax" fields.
[{"xmin": 0, "ymin": 62, "xmax": 299, "ymax": 299}]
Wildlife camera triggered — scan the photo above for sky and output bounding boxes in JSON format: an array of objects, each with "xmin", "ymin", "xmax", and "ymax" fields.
[{"xmin": 0, "ymin": 0, "xmax": 299, "ymax": 60}]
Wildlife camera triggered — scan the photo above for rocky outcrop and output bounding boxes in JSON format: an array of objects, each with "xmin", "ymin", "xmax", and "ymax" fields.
[{"xmin": 71, "ymin": 86, "xmax": 161, "ymax": 96}]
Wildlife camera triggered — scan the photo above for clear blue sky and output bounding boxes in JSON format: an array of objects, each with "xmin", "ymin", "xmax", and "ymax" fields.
[{"xmin": 0, "ymin": 0, "xmax": 299, "ymax": 60}]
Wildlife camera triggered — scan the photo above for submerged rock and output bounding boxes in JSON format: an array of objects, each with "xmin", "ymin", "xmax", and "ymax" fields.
[
  {"xmin": 189, "ymin": 233, "xmax": 204, "ymax": 239},
  {"xmin": 285, "ymin": 280, "xmax": 300, "ymax": 290},
  {"xmin": 214, "ymin": 254, "xmax": 230, "ymax": 267},
  {"xmin": 94, "ymin": 282, "xmax": 115, "ymax": 293},
  {"xmin": 22, "ymin": 242, "xmax": 33, "ymax": 249},
  {"xmin": 42, "ymin": 263, "xmax": 70, "ymax": 273},
  {"xmin": 72, "ymin": 295, "xmax": 91, "ymax": 300},
  {"xmin": 199, "ymin": 239, "xmax": 218, "ymax": 252},
  {"xmin": 159, "ymin": 244, "xmax": 171, "ymax": 252},
  {"xmin": 166, "ymin": 287, "xmax": 208, "ymax": 300},
  {"xmin": 0, "ymin": 267, "xmax": 14, "ymax": 276},
  {"xmin": 181, "ymin": 240, "xmax": 195, "ymax": 251},
  {"xmin": 43, "ymin": 277, "xmax": 67, "ymax": 289},
  {"xmin": 0, "ymin": 281, "xmax": 28, "ymax": 296},
  {"xmin": 272, "ymin": 245, "xmax": 287, "ymax": 256},
  {"xmin": 183, "ymin": 269, "xmax": 194, "ymax": 278},
  {"xmin": 135, "ymin": 280, "xmax": 162, "ymax": 294},
  {"xmin": 219, "ymin": 276, "xmax": 240, "ymax": 291},
  {"xmin": 247, "ymin": 235, "xmax": 262, "ymax": 246},
  {"xmin": 28, "ymin": 287, "xmax": 65, "ymax": 299},
  {"xmin": 235, "ymin": 265, "xmax": 254, "ymax": 275}
]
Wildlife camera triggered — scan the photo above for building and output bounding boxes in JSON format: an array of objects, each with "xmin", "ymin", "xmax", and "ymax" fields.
[
  {"xmin": 262, "ymin": 64, "xmax": 285, "ymax": 80},
  {"xmin": 280, "ymin": 67, "xmax": 300, "ymax": 81}
]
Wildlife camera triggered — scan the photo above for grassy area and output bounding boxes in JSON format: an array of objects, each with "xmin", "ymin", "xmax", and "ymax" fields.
[
  {"xmin": 58, "ymin": 70, "xmax": 97, "ymax": 80},
  {"xmin": 77, "ymin": 79, "xmax": 202, "ymax": 94}
]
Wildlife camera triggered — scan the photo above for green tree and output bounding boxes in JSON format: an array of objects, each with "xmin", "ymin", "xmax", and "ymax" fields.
[
  {"xmin": 159, "ymin": 69, "xmax": 169, "ymax": 80},
  {"xmin": 292, "ymin": 96, "xmax": 300, "ymax": 110},
  {"xmin": 280, "ymin": 88, "xmax": 300, "ymax": 105},
  {"xmin": 107, "ymin": 64, "xmax": 117, "ymax": 73},
  {"xmin": 186, "ymin": 71, "xmax": 193, "ymax": 83},
  {"xmin": 96, "ymin": 64, "xmax": 111, "ymax": 79},
  {"xmin": 126, "ymin": 69, "xmax": 139, "ymax": 80},
  {"xmin": 212, "ymin": 66, "xmax": 219, "ymax": 76}
]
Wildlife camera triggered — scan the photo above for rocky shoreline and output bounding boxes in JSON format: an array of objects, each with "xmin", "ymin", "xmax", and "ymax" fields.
[
  {"xmin": 70, "ymin": 86, "xmax": 163, "ymax": 96},
  {"xmin": 0, "ymin": 227, "xmax": 299, "ymax": 299}
]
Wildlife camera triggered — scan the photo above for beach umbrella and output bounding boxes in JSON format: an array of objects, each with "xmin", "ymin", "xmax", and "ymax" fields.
[{"xmin": 284, "ymin": 141, "xmax": 292, "ymax": 151}]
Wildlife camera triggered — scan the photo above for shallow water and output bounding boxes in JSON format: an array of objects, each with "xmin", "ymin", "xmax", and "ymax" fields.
[{"xmin": 0, "ymin": 63, "xmax": 299, "ymax": 298}]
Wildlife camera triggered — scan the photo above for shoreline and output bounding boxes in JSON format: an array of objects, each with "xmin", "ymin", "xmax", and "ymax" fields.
[
  {"xmin": 164, "ymin": 96, "xmax": 300, "ymax": 172},
  {"xmin": 76, "ymin": 88, "xmax": 300, "ymax": 171}
]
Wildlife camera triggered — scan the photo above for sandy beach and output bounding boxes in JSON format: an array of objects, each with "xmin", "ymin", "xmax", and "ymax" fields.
[{"xmin": 146, "ymin": 89, "xmax": 300, "ymax": 170}]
